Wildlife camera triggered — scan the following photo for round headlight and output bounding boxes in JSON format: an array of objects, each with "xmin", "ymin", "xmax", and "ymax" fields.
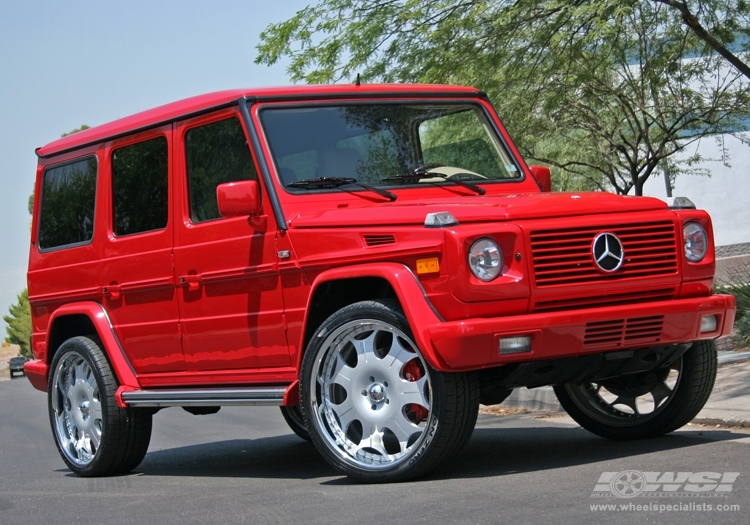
[
  {"xmin": 468, "ymin": 238, "xmax": 503, "ymax": 281},
  {"xmin": 683, "ymin": 222, "xmax": 708, "ymax": 262}
]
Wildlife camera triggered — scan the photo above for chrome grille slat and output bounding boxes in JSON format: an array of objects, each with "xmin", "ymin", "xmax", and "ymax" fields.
[{"xmin": 530, "ymin": 221, "xmax": 678, "ymax": 287}]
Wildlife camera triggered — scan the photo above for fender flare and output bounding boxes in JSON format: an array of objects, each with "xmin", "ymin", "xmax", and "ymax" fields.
[
  {"xmin": 299, "ymin": 263, "xmax": 449, "ymax": 371},
  {"xmin": 40, "ymin": 302, "xmax": 140, "ymax": 392}
]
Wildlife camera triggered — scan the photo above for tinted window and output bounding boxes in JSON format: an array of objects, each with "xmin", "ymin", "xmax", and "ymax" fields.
[
  {"xmin": 112, "ymin": 136, "xmax": 168, "ymax": 236},
  {"xmin": 186, "ymin": 118, "xmax": 258, "ymax": 223},
  {"xmin": 38, "ymin": 157, "xmax": 97, "ymax": 250}
]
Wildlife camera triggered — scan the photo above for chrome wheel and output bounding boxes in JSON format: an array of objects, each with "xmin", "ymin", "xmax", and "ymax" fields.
[
  {"xmin": 302, "ymin": 301, "xmax": 479, "ymax": 482},
  {"xmin": 310, "ymin": 319, "xmax": 432, "ymax": 469},
  {"xmin": 47, "ymin": 336, "xmax": 153, "ymax": 476},
  {"xmin": 51, "ymin": 350, "xmax": 103, "ymax": 466}
]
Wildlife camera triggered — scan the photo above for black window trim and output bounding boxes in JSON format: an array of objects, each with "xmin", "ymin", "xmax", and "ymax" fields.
[
  {"xmin": 37, "ymin": 154, "xmax": 100, "ymax": 253},
  {"xmin": 239, "ymin": 97, "xmax": 287, "ymax": 231}
]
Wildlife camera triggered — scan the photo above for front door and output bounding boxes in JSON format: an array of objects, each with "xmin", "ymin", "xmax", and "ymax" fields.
[{"xmin": 173, "ymin": 110, "xmax": 289, "ymax": 372}]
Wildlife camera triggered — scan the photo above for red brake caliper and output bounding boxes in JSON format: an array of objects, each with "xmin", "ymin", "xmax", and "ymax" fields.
[{"xmin": 403, "ymin": 359, "xmax": 429, "ymax": 423}]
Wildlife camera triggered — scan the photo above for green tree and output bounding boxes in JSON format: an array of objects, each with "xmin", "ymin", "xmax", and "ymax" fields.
[
  {"xmin": 61, "ymin": 124, "xmax": 90, "ymax": 137},
  {"xmin": 29, "ymin": 125, "xmax": 90, "ymax": 214},
  {"xmin": 4, "ymin": 290, "xmax": 31, "ymax": 358},
  {"xmin": 655, "ymin": 0, "xmax": 750, "ymax": 80},
  {"xmin": 256, "ymin": 0, "xmax": 750, "ymax": 195}
]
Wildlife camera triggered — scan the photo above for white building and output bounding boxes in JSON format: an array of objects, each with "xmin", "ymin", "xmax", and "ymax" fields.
[{"xmin": 642, "ymin": 133, "xmax": 750, "ymax": 282}]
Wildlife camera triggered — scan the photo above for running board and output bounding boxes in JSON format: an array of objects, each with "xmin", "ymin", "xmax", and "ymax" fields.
[{"xmin": 121, "ymin": 387, "xmax": 287, "ymax": 407}]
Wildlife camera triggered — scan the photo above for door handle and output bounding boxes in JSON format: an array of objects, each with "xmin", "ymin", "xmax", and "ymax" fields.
[
  {"xmin": 102, "ymin": 284, "xmax": 122, "ymax": 300},
  {"xmin": 179, "ymin": 274, "xmax": 201, "ymax": 292}
]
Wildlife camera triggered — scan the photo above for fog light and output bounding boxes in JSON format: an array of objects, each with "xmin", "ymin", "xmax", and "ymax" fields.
[
  {"xmin": 499, "ymin": 336, "xmax": 532, "ymax": 355},
  {"xmin": 700, "ymin": 315, "xmax": 718, "ymax": 333}
]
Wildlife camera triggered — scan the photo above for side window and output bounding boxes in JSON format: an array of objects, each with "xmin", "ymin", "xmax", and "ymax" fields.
[
  {"xmin": 112, "ymin": 136, "xmax": 169, "ymax": 236},
  {"xmin": 38, "ymin": 157, "xmax": 97, "ymax": 250},
  {"xmin": 185, "ymin": 117, "xmax": 258, "ymax": 223}
]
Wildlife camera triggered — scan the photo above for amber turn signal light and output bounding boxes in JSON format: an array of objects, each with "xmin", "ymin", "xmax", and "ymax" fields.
[{"xmin": 416, "ymin": 257, "xmax": 440, "ymax": 275}]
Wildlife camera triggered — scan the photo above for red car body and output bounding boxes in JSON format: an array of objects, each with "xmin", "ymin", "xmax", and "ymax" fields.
[{"xmin": 25, "ymin": 84, "xmax": 736, "ymax": 481}]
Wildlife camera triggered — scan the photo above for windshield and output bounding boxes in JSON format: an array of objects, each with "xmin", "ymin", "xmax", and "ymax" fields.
[{"xmin": 259, "ymin": 103, "xmax": 521, "ymax": 191}]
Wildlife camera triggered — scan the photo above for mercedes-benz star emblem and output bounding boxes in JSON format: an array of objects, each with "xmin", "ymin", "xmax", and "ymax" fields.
[{"xmin": 592, "ymin": 232, "xmax": 624, "ymax": 272}]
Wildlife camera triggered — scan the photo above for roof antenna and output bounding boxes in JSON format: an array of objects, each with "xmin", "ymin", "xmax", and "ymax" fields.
[{"xmin": 356, "ymin": 73, "xmax": 361, "ymax": 86}]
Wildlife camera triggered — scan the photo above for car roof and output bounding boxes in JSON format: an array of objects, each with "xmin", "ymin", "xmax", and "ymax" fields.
[{"xmin": 36, "ymin": 84, "xmax": 482, "ymax": 159}]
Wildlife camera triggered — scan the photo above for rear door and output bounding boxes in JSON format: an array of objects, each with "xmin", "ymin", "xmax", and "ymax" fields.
[
  {"xmin": 173, "ymin": 110, "xmax": 289, "ymax": 372},
  {"xmin": 100, "ymin": 128, "xmax": 185, "ymax": 374}
]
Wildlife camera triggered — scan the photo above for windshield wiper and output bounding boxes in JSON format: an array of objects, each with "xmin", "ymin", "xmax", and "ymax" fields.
[
  {"xmin": 288, "ymin": 177, "xmax": 397, "ymax": 202},
  {"xmin": 382, "ymin": 165, "xmax": 486, "ymax": 196}
]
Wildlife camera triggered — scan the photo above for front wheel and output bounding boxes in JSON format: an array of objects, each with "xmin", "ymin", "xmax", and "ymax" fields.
[
  {"xmin": 301, "ymin": 300, "xmax": 479, "ymax": 483},
  {"xmin": 48, "ymin": 336, "xmax": 152, "ymax": 476},
  {"xmin": 553, "ymin": 341, "xmax": 717, "ymax": 440}
]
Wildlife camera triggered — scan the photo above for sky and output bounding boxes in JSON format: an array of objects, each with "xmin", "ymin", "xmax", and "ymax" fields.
[{"xmin": 0, "ymin": 0, "xmax": 311, "ymax": 337}]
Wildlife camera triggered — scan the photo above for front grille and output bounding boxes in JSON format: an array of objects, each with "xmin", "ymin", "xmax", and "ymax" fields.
[
  {"xmin": 583, "ymin": 316, "xmax": 664, "ymax": 349},
  {"xmin": 530, "ymin": 221, "xmax": 678, "ymax": 287},
  {"xmin": 533, "ymin": 288, "xmax": 675, "ymax": 313}
]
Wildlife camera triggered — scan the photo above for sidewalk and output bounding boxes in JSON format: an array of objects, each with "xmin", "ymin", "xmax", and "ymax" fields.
[{"xmin": 496, "ymin": 351, "xmax": 750, "ymax": 427}]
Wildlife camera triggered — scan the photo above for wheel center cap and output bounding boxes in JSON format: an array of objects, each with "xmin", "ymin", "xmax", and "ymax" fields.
[
  {"xmin": 369, "ymin": 383, "xmax": 386, "ymax": 402},
  {"xmin": 79, "ymin": 399, "xmax": 90, "ymax": 416}
]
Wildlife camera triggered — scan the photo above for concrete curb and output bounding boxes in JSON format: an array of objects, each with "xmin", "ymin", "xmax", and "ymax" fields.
[
  {"xmin": 691, "ymin": 417, "xmax": 750, "ymax": 428},
  {"xmin": 501, "ymin": 385, "xmax": 562, "ymax": 412}
]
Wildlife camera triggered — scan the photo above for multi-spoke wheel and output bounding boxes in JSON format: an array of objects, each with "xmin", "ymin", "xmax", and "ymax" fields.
[
  {"xmin": 553, "ymin": 340, "xmax": 717, "ymax": 440},
  {"xmin": 48, "ymin": 336, "xmax": 152, "ymax": 476},
  {"xmin": 301, "ymin": 300, "xmax": 479, "ymax": 483}
]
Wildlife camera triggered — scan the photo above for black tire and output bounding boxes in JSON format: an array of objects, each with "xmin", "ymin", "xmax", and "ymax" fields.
[
  {"xmin": 301, "ymin": 300, "xmax": 479, "ymax": 483},
  {"xmin": 48, "ymin": 336, "xmax": 152, "ymax": 476},
  {"xmin": 280, "ymin": 405, "xmax": 311, "ymax": 441},
  {"xmin": 553, "ymin": 340, "xmax": 717, "ymax": 440}
]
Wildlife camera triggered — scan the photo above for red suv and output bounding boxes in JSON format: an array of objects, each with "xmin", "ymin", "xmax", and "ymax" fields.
[{"xmin": 25, "ymin": 84, "xmax": 735, "ymax": 482}]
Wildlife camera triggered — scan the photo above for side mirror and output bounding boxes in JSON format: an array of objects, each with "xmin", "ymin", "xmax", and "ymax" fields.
[
  {"xmin": 529, "ymin": 165, "xmax": 552, "ymax": 192},
  {"xmin": 217, "ymin": 180, "xmax": 261, "ymax": 218}
]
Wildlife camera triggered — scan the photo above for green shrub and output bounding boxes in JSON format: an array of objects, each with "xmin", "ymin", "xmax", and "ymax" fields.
[{"xmin": 717, "ymin": 261, "xmax": 750, "ymax": 348}]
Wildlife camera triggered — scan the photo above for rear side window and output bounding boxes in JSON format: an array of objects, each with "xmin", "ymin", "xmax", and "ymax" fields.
[
  {"xmin": 185, "ymin": 117, "xmax": 258, "ymax": 223},
  {"xmin": 38, "ymin": 157, "xmax": 98, "ymax": 250},
  {"xmin": 112, "ymin": 136, "xmax": 169, "ymax": 236}
]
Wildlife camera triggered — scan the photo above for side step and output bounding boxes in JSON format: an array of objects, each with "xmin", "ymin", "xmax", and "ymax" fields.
[{"xmin": 121, "ymin": 386, "xmax": 287, "ymax": 408}]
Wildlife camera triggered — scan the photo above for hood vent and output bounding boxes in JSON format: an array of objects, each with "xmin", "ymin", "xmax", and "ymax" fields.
[{"xmin": 363, "ymin": 234, "xmax": 396, "ymax": 247}]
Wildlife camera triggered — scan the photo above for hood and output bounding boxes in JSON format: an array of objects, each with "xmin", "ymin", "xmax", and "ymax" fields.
[{"xmin": 287, "ymin": 191, "xmax": 668, "ymax": 228}]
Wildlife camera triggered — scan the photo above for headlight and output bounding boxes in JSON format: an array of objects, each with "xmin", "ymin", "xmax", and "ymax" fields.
[
  {"xmin": 468, "ymin": 238, "xmax": 503, "ymax": 281},
  {"xmin": 683, "ymin": 222, "xmax": 708, "ymax": 262}
]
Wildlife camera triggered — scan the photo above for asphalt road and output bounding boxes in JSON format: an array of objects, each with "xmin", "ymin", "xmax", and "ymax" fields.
[{"xmin": 2, "ymin": 377, "xmax": 750, "ymax": 525}]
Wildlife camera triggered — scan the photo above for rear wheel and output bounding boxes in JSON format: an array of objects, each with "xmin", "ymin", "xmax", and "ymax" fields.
[
  {"xmin": 48, "ymin": 336, "xmax": 152, "ymax": 476},
  {"xmin": 553, "ymin": 341, "xmax": 717, "ymax": 440},
  {"xmin": 301, "ymin": 300, "xmax": 479, "ymax": 483}
]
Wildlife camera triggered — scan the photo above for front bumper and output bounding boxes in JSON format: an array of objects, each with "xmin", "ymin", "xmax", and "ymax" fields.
[{"xmin": 427, "ymin": 294, "xmax": 736, "ymax": 371}]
